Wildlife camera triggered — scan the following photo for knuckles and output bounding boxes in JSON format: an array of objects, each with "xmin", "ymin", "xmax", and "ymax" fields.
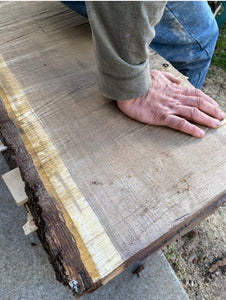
[
  {"xmin": 175, "ymin": 118, "xmax": 187, "ymax": 130},
  {"xmin": 189, "ymin": 107, "xmax": 199, "ymax": 119},
  {"xmin": 196, "ymin": 96, "xmax": 202, "ymax": 108}
]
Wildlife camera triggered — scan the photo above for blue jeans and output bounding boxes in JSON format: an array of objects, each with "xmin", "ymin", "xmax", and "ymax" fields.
[{"xmin": 62, "ymin": 1, "xmax": 218, "ymax": 89}]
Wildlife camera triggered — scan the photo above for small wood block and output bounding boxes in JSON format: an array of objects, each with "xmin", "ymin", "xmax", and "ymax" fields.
[
  {"xmin": 23, "ymin": 212, "xmax": 38, "ymax": 235},
  {"xmin": 0, "ymin": 141, "xmax": 7, "ymax": 152},
  {"xmin": 2, "ymin": 168, "xmax": 28, "ymax": 206}
]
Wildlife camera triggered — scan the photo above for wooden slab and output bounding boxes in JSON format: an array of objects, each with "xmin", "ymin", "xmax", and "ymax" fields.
[{"xmin": 0, "ymin": 1, "xmax": 225, "ymax": 297}]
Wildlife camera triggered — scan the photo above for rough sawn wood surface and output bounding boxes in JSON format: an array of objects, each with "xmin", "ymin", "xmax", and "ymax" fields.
[{"xmin": 0, "ymin": 1, "xmax": 225, "ymax": 297}]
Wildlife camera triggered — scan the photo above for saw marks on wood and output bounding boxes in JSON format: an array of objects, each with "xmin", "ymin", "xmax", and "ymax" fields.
[{"xmin": 0, "ymin": 1, "xmax": 225, "ymax": 296}]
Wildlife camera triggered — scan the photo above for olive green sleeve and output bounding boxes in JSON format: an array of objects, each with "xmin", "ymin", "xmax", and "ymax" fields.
[{"xmin": 86, "ymin": 1, "xmax": 166, "ymax": 100}]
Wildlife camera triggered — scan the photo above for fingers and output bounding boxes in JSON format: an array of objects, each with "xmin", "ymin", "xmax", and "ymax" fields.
[
  {"xmin": 164, "ymin": 115, "xmax": 205, "ymax": 138},
  {"xmin": 179, "ymin": 86, "xmax": 219, "ymax": 107},
  {"xmin": 175, "ymin": 106, "xmax": 220, "ymax": 128},
  {"xmin": 178, "ymin": 95, "xmax": 225, "ymax": 120},
  {"xmin": 120, "ymin": 69, "xmax": 224, "ymax": 139}
]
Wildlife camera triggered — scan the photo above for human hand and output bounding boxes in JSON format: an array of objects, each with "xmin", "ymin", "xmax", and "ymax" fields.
[{"xmin": 117, "ymin": 70, "xmax": 225, "ymax": 137}]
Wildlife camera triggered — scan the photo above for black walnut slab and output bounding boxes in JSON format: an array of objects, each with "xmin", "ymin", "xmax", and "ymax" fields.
[{"xmin": 0, "ymin": 1, "xmax": 225, "ymax": 297}]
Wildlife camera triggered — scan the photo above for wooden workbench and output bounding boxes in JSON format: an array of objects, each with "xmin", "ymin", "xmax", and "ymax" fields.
[{"xmin": 0, "ymin": 1, "xmax": 225, "ymax": 297}]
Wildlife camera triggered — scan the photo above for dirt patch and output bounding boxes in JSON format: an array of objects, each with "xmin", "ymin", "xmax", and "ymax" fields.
[
  {"xmin": 203, "ymin": 65, "xmax": 226, "ymax": 108},
  {"xmin": 163, "ymin": 65, "xmax": 226, "ymax": 300}
]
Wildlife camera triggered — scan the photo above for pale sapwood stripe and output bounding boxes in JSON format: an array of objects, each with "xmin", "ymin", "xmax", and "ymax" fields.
[{"xmin": 0, "ymin": 54, "xmax": 123, "ymax": 281}]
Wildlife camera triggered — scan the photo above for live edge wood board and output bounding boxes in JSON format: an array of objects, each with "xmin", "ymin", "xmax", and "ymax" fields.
[{"xmin": 0, "ymin": 1, "xmax": 225, "ymax": 297}]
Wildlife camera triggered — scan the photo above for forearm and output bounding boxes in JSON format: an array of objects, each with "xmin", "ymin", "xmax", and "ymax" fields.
[{"xmin": 86, "ymin": 1, "xmax": 166, "ymax": 100}]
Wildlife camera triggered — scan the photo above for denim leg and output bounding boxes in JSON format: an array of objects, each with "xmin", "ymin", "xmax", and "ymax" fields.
[
  {"xmin": 61, "ymin": 1, "xmax": 88, "ymax": 18},
  {"xmin": 150, "ymin": 1, "xmax": 219, "ymax": 88}
]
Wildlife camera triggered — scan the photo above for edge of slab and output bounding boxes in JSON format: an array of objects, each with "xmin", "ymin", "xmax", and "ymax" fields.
[
  {"xmin": 2, "ymin": 106, "xmax": 225, "ymax": 296},
  {"xmin": 0, "ymin": 96, "xmax": 100, "ymax": 296},
  {"xmin": 1, "ymin": 53, "xmax": 225, "ymax": 296}
]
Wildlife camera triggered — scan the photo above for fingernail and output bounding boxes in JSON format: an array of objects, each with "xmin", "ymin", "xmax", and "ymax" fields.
[
  {"xmin": 213, "ymin": 119, "xmax": 220, "ymax": 127},
  {"xmin": 219, "ymin": 111, "xmax": 225, "ymax": 119},
  {"xmin": 197, "ymin": 129, "xmax": 205, "ymax": 137}
]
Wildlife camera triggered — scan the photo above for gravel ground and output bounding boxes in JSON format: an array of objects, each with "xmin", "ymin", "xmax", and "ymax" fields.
[{"xmin": 163, "ymin": 65, "xmax": 226, "ymax": 300}]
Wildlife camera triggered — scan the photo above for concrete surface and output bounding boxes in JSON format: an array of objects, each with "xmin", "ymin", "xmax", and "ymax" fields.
[{"xmin": 0, "ymin": 152, "xmax": 189, "ymax": 300}]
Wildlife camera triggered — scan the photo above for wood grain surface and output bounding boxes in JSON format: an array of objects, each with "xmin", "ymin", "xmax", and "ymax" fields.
[{"xmin": 0, "ymin": 1, "xmax": 225, "ymax": 296}]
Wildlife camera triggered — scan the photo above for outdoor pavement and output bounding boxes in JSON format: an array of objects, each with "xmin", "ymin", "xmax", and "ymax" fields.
[{"xmin": 0, "ymin": 151, "xmax": 189, "ymax": 300}]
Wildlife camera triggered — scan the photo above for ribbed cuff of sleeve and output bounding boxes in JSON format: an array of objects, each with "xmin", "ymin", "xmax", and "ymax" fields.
[{"xmin": 96, "ymin": 61, "xmax": 152, "ymax": 101}]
